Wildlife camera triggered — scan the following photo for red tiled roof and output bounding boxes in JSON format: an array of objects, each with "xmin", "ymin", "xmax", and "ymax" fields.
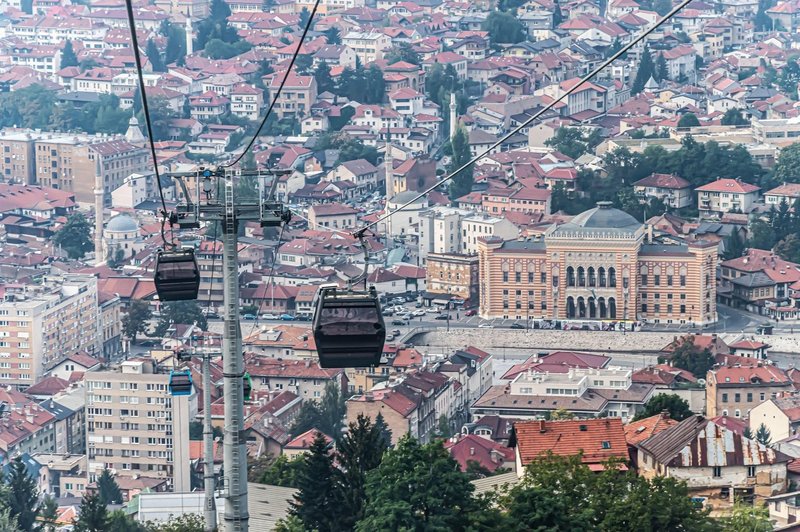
[
  {"xmin": 633, "ymin": 173, "xmax": 691, "ymax": 189},
  {"xmin": 711, "ymin": 364, "xmax": 790, "ymax": 386},
  {"xmin": 624, "ymin": 412, "xmax": 679, "ymax": 445},
  {"xmin": 695, "ymin": 178, "xmax": 760, "ymax": 194},
  {"xmin": 285, "ymin": 428, "xmax": 331, "ymax": 449},
  {"xmin": 729, "ymin": 340, "xmax": 769, "ymax": 350},
  {"xmin": 512, "ymin": 418, "xmax": 628, "ymax": 469},
  {"xmin": 502, "ymin": 351, "xmax": 609, "ymax": 380},
  {"xmin": 444, "ymin": 434, "xmax": 514, "ymax": 473}
]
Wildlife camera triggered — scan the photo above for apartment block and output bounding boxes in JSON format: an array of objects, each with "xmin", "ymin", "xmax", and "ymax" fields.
[
  {"xmin": 269, "ymin": 73, "xmax": 317, "ymax": 119},
  {"xmin": 342, "ymin": 31, "xmax": 391, "ymax": 64},
  {"xmin": 425, "ymin": 252, "xmax": 480, "ymax": 305},
  {"xmin": 85, "ymin": 359, "xmax": 190, "ymax": 491},
  {"xmin": 0, "ymin": 275, "xmax": 100, "ymax": 389}
]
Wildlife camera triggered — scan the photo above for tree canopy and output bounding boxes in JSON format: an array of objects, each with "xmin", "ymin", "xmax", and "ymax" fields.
[
  {"xmin": 61, "ymin": 40, "xmax": 78, "ymax": 68},
  {"xmin": 154, "ymin": 300, "xmax": 208, "ymax": 336},
  {"xmin": 677, "ymin": 113, "xmax": 701, "ymax": 128},
  {"xmin": 632, "ymin": 46, "xmax": 655, "ymax": 95},
  {"xmin": 448, "ymin": 126, "xmax": 474, "ymax": 199},
  {"xmin": 545, "ymin": 127, "xmax": 603, "ymax": 160},
  {"xmin": 773, "ymin": 142, "xmax": 800, "ymax": 183},
  {"xmin": 122, "ymin": 300, "xmax": 153, "ymax": 344},
  {"xmin": 482, "ymin": 11, "xmax": 526, "ymax": 44},
  {"xmin": 54, "ymin": 213, "xmax": 93, "ymax": 259},
  {"xmin": 97, "ymin": 469, "xmax": 123, "ymax": 505},
  {"xmin": 666, "ymin": 336, "xmax": 716, "ymax": 378},
  {"xmin": 633, "ymin": 394, "xmax": 693, "ymax": 421}
]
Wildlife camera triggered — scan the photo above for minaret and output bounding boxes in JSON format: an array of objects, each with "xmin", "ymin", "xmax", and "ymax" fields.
[
  {"xmin": 94, "ymin": 172, "xmax": 104, "ymax": 266},
  {"xmin": 185, "ymin": 14, "xmax": 193, "ymax": 56},
  {"xmin": 125, "ymin": 116, "xmax": 145, "ymax": 146},
  {"xmin": 449, "ymin": 93, "xmax": 457, "ymax": 142}
]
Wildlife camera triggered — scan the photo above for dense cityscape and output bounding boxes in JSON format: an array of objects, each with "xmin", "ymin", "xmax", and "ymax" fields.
[{"xmin": 0, "ymin": 0, "xmax": 799, "ymax": 529}]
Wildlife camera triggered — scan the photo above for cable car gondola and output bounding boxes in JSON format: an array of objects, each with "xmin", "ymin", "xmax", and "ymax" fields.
[
  {"xmin": 243, "ymin": 372, "xmax": 253, "ymax": 401},
  {"xmin": 312, "ymin": 285, "xmax": 386, "ymax": 369},
  {"xmin": 169, "ymin": 370, "xmax": 193, "ymax": 396},
  {"xmin": 154, "ymin": 248, "xmax": 200, "ymax": 301}
]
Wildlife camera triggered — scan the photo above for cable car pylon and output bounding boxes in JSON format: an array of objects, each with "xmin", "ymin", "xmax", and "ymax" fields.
[{"xmin": 166, "ymin": 166, "xmax": 289, "ymax": 532}]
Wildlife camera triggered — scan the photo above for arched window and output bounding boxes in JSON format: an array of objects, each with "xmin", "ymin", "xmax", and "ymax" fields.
[
  {"xmin": 588, "ymin": 267, "xmax": 596, "ymax": 287},
  {"xmin": 588, "ymin": 297, "xmax": 597, "ymax": 318},
  {"xmin": 598, "ymin": 267, "xmax": 606, "ymax": 287},
  {"xmin": 577, "ymin": 267, "xmax": 586, "ymax": 287},
  {"xmin": 577, "ymin": 297, "xmax": 586, "ymax": 318},
  {"xmin": 598, "ymin": 297, "xmax": 607, "ymax": 318},
  {"xmin": 567, "ymin": 297, "xmax": 576, "ymax": 318},
  {"xmin": 567, "ymin": 266, "xmax": 575, "ymax": 287},
  {"xmin": 608, "ymin": 267, "xmax": 617, "ymax": 288},
  {"xmin": 608, "ymin": 297, "xmax": 617, "ymax": 319}
]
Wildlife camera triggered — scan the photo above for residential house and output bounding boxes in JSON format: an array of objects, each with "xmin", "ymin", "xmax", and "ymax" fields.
[
  {"xmin": 444, "ymin": 434, "xmax": 515, "ymax": 474},
  {"xmin": 541, "ymin": 77, "xmax": 607, "ymax": 118},
  {"xmin": 749, "ymin": 395, "xmax": 800, "ymax": 442},
  {"xmin": 342, "ymin": 31, "xmax": 391, "ymax": 64},
  {"xmin": 269, "ymin": 73, "xmax": 317, "ymax": 119},
  {"xmin": 632, "ymin": 365, "xmax": 705, "ymax": 413},
  {"xmin": 307, "ymin": 203, "xmax": 358, "ymax": 229},
  {"xmin": 283, "ymin": 429, "xmax": 332, "ymax": 460},
  {"xmin": 695, "ymin": 178, "xmax": 760, "ymax": 216},
  {"xmin": 188, "ymin": 91, "xmax": 229, "ymax": 121},
  {"xmin": 329, "ymin": 159, "xmax": 379, "ymax": 192},
  {"xmin": 765, "ymin": 183, "xmax": 800, "ymax": 207},
  {"xmin": 422, "ymin": 51, "xmax": 469, "ymax": 80},
  {"xmin": 244, "ymin": 355, "xmax": 347, "ymax": 401},
  {"xmin": 719, "ymin": 248, "xmax": 800, "ymax": 316},
  {"xmin": 389, "ymin": 88, "xmax": 425, "ymax": 116},
  {"xmin": 706, "ymin": 364, "xmax": 792, "ymax": 418},
  {"xmin": 632, "ymin": 173, "xmax": 693, "ymax": 209},
  {"xmin": 510, "ymin": 418, "xmax": 629, "ymax": 475},
  {"xmin": 230, "ymin": 83, "xmax": 263, "ymax": 121},
  {"xmin": 635, "ymin": 415, "xmax": 789, "ymax": 507}
]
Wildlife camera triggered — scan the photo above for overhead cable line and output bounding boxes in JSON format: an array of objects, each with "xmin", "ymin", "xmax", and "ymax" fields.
[
  {"xmin": 353, "ymin": 0, "xmax": 693, "ymax": 239},
  {"xmin": 124, "ymin": 0, "xmax": 170, "ymax": 238},
  {"xmin": 223, "ymin": 0, "xmax": 323, "ymax": 169}
]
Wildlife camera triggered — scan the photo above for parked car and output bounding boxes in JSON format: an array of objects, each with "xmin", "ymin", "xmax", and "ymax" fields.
[
  {"xmin": 382, "ymin": 309, "xmax": 394, "ymax": 316},
  {"xmin": 386, "ymin": 333, "xmax": 396, "ymax": 341},
  {"xmin": 261, "ymin": 313, "xmax": 279, "ymax": 320},
  {"xmin": 391, "ymin": 319, "xmax": 407, "ymax": 326},
  {"xmin": 510, "ymin": 323, "xmax": 526, "ymax": 329},
  {"xmin": 412, "ymin": 310, "xmax": 426, "ymax": 317},
  {"xmin": 279, "ymin": 314, "xmax": 294, "ymax": 321},
  {"xmin": 426, "ymin": 308, "xmax": 441, "ymax": 314},
  {"xmin": 465, "ymin": 309, "xmax": 477, "ymax": 317},
  {"xmin": 415, "ymin": 302, "xmax": 423, "ymax": 308},
  {"xmin": 435, "ymin": 314, "xmax": 450, "ymax": 320},
  {"xmin": 478, "ymin": 323, "xmax": 493, "ymax": 328},
  {"xmin": 242, "ymin": 314, "xmax": 257, "ymax": 320},
  {"xmin": 391, "ymin": 329, "xmax": 401, "ymax": 336}
]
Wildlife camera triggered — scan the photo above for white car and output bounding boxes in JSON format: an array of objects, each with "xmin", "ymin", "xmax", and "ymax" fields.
[
  {"xmin": 478, "ymin": 323, "xmax": 494, "ymax": 328},
  {"xmin": 261, "ymin": 313, "xmax": 279, "ymax": 320},
  {"xmin": 412, "ymin": 309, "xmax": 426, "ymax": 317}
]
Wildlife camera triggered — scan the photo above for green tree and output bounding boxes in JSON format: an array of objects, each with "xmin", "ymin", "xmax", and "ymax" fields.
[
  {"xmin": 61, "ymin": 40, "xmax": 78, "ymax": 68},
  {"xmin": 667, "ymin": 336, "xmax": 716, "ymax": 378},
  {"xmin": 552, "ymin": 0, "xmax": 563, "ymax": 26},
  {"xmin": 549, "ymin": 408, "xmax": 576, "ymax": 420},
  {"xmin": 189, "ymin": 420, "xmax": 222, "ymax": 441},
  {"xmin": 774, "ymin": 142, "xmax": 800, "ymax": 183},
  {"xmin": 255, "ymin": 454, "xmax": 304, "ymax": 487},
  {"xmin": 719, "ymin": 501, "xmax": 772, "ymax": 532},
  {"xmin": 384, "ymin": 42, "xmax": 421, "ymax": 65},
  {"xmin": 744, "ymin": 426, "xmax": 754, "ymax": 439},
  {"xmin": 203, "ymin": 38, "xmax": 251, "ymax": 60},
  {"xmin": 155, "ymin": 300, "xmax": 208, "ymax": 336},
  {"xmin": 776, "ymin": 234, "xmax": 800, "ymax": 263},
  {"xmin": 653, "ymin": 0, "xmax": 673, "ymax": 15},
  {"xmin": 313, "ymin": 61, "xmax": 335, "ymax": 95},
  {"xmin": 146, "ymin": 39, "xmax": 166, "ymax": 72},
  {"xmin": 748, "ymin": 219, "xmax": 778, "ymax": 250},
  {"xmin": 0, "ymin": 508, "xmax": 17, "ymax": 532},
  {"xmin": 54, "ymin": 213, "xmax": 93, "ymax": 259},
  {"xmin": 356, "ymin": 435, "xmax": 478, "ymax": 532},
  {"xmin": 274, "ymin": 515, "xmax": 306, "ymax": 532},
  {"xmin": 291, "ymin": 432, "xmax": 341, "ymax": 531},
  {"xmin": 632, "ymin": 46, "xmax": 655, "ymax": 95},
  {"xmin": 20, "ymin": 0, "xmax": 32, "ymax": 13},
  {"xmin": 482, "ymin": 11, "xmax": 525, "ymax": 44},
  {"xmin": 756, "ymin": 423, "xmax": 772, "ymax": 446},
  {"xmin": 655, "ymin": 53, "xmax": 668, "ymax": 81},
  {"xmin": 755, "ymin": 0, "xmax": 775, "ymax": 32},
  {"xmin": 73, "ymin": 494, "xmax": 109, "ymax": 532},
  {"xmin": 107, "ymin": 510, "xmax": 149, "ymax": 532},
  {"xmin": 365, "ymin": 64, "xmax": 386, "ymax": 104},
  {"xmin": 38, "ymin": 494, "xmax": 58, "ymax": 532},
  {"xmin": 0, "ymin": 84, "xmax": 56, "ymax": 130},
  {"xmin": 289, "ymin": 381, "xmax": 346, "ymax": 438},
  {"xmin": 448, "ymin": 126, "xmax": 474, "ymax": 199},
  {"xmin": 195, "ymin": 0, "xmax": 239, "ymax": 49},
  {"xmin": 374, "ymin": 412, "xmax": 392, "ymax": 448},
  {"xmin": 148, "ymin": 513, "xmax": 205, "ymax": 531},
  {"xmin": 677, "ymin": 112, "xmax": 700, "ymax": 128},
  {"xmin": 96, "ymin": 468, "xmax": 122, "ymax": 505},
  {"xmin": 122, "ymin": 300, "xmax": 153, "ymax": 344},
  {"xmin": 5, "ymin": 458, "xmax": 39, "ymax": 531},
  {"xmin": 323, "ymin": 27, "xmax": 341, "ymax": 45},
  {"xmin": 545, "ymin": 127, "xmax": 602, "ymax": 160},
  {"xmin": 336, "ymin": 414, "xmax": 391, "ymax": 528},
  {"xmin": 723, "ymin": 231, "xmax": 745, "ymax": 260},
  {"xmin": 721, "ymin": 108, "xmax": 749, "ymax": 126},
  {"xmin": 163, "ymin": 22, "xmax": 187, "ymax": 66},
  {"xmin": 633, "ymin": 394, "xmax": 693, "ymax": 421},
  {"xmin": 299, "ymin": 7, "xmax": 312, "ymax": 28}
]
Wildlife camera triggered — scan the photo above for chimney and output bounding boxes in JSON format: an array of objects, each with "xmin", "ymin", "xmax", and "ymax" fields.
[
  {"xmin": 305, "ymin": 359, "xmax": 311, "ymax": 368},
  {"xmin": 660, "ymin": 409, "xmax": 670, "ymax": 420},
  {"xmin": 538, "ymin": 419, "xmax": 546, "ymax": 433}
]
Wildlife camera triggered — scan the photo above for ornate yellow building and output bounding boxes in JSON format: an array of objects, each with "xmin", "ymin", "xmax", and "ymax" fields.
[{"xmin": 477, "ymin": 202, "xmax": 718, "ymax": 325}]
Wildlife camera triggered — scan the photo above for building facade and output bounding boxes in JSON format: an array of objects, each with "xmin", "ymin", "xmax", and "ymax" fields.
[
  {"xmin": 425, "ymin": 253, "xmax": 480, "ymax": 305},
  {"xmin": 477, "ymin": 202, "xmax": 718, "ymax": 325},
  {"xmin": 0, "ymin": 275, "xmax": 100, "ymax": 388},
  {"xmin": 85, "ymin": 359, "xmax": 190, "ymax": 491}
]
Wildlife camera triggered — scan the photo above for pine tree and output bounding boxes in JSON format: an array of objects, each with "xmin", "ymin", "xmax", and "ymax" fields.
[
  {"xmin": 448, "ymin": 126, "xmax": 474, "ymax": 199},
  {"xmin": 631, "ymin": 46, "xmax": 655, "ymax": 95},
  {"xmin": 553, "ymin": 0, "xmax": 564, "ymax": 27},
  {"xmin": 655, "ymin": 53, "xmax": 668, "ymax": 81},
  {"xmin": 756, "ymin": 423, "xmax": 772, "ymax": 446},
  {"xmin": 61, "ymin": 40, "xmax": 78, "ymax": 68},
  {"xmin": 73, "ymin": 494, "xmax": 110, "ymax": 532},
  {"xmin": 313, "ymin": 62, "xmax": 334, "ymax": 95},
  {"xmin": 323, "ymin": 27, "xmax": 341, "ymax": 45},
  {"xmin": 146, "ymin": 39, "xmax": 166, "ymax": 72},
  {"xmin": 335, "ymin": 415, "xmax": 391, "ymax": 528},
  {"xmin": 5, "ymin": 458, "xmax": 39, "ymax": 531},
  {"xmin": 374, "ymin": 412, "xmax": 393, "ymax": 448},
  {"xmin": 291, "ymin": 432, "xmax": 342, "ymax": 531},
  {"xmin": 299, "ymin": 7, "xmax": 312, "ymax": 28},
  {"xmin": 97, "ymin": 468, "xmax": 122, "ymax": 505},
  {"xmin": 38, "ymin": 495, "xmax": 58, "ymax": 532}
]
